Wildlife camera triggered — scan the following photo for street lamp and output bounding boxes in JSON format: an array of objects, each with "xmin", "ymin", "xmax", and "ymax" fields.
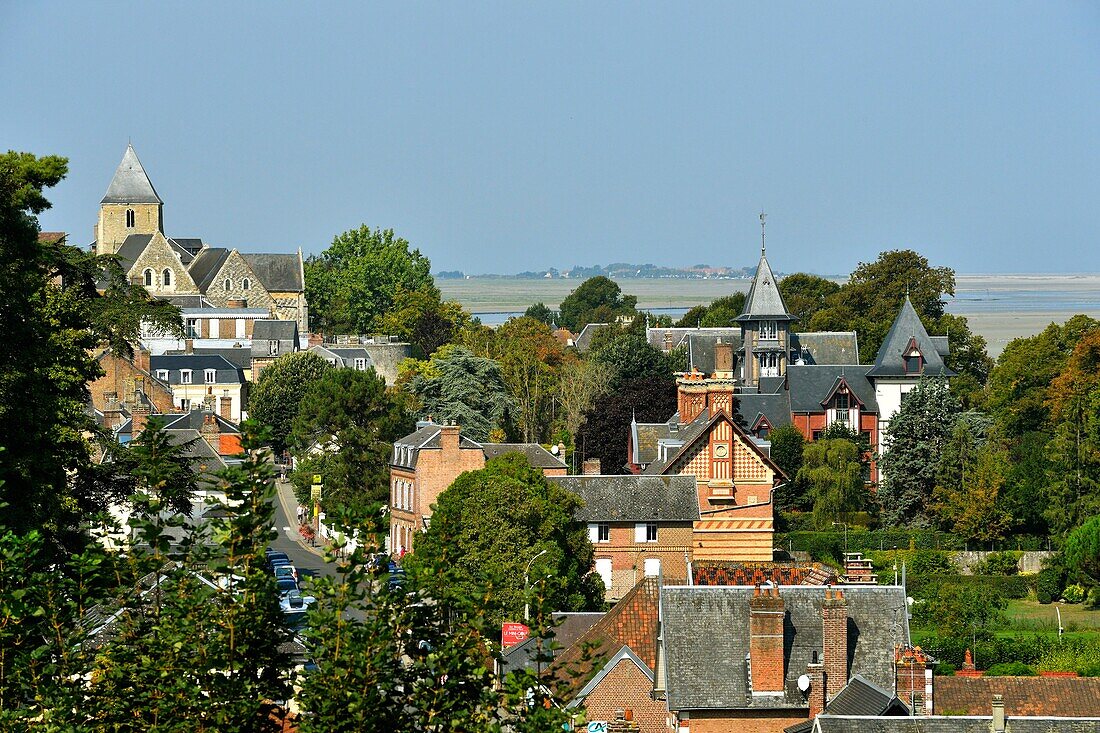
[{"xmin": 524, "ymin": 549, "xmax": 548, "ymax": 622}]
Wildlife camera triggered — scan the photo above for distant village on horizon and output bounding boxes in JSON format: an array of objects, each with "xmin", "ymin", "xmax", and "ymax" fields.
[{"xmin": 436, "ymin": 261, "xmax": 791, "ymax": 280}]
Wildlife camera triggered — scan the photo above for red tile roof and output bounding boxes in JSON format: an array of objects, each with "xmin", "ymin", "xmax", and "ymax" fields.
[
  {"xmin": 38, "ymin": 231, "xmax": 66, "ymax": 244},
  {"xmin": 692, "ymin": 560, "xmax": 836, "ymax": 586},
  {"xmin": 934, "ymin": 676, "xmax": 1100, "ymax": 717}
]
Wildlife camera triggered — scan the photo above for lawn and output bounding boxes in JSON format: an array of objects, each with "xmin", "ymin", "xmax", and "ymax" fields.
[{"xmin": 1003, "ymin": 599, "xmax": 1100, "ymax": 633}]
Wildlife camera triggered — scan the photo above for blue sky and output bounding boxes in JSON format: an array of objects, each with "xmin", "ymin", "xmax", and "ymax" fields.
[{"xmin": 3, "ymin": 2, "xmax": 1099, "ymax": 275}]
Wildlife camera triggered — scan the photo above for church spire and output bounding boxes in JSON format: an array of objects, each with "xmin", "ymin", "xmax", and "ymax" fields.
[
  {"xmin": 735, "ymin": 216, "xmax": 796, "ymax": 323},
  {"xmin": 101, "ymin": 143, "xmax": 162, "ymax": 205}
]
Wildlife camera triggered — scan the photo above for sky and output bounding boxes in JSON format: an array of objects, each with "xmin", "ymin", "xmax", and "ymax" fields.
[{"xmin": 3, "ymin": 2, "xmax": 1099, "ymax": 275}]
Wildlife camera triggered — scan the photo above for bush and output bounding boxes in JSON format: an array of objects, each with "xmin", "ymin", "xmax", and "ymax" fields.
[
  {"xmin": 978, "ymin": 552, "xmax": 1022, "ymax": 576},
  {"xmin": 918, "ymin": 635, "xmax": 1051, "ymax": 669},
  {"xmin": 1062, "ymin": 584, "xmax": 1086, "ymax": 604},
  {"xmin": 984, "ymin": 661, "xmax": 1037, "ymax": 676},
  {"xmin": 1036, "ymin": 568, "xmax": 1062, "ymax": 605},
  {"xmin": 1037, "ymin": 637, "xmax": 1100, "ymax": 674},
  {"xmin": 907, "ymin": 574, "xmax": 1033, "ymax": 601},
  {"xmin": 934, "ymin": 662, "xmax": 956, "ymax": 676}
]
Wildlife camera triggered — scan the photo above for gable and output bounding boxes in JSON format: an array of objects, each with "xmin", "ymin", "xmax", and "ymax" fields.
[
  {"xmin": 129, "ymin": 232, "xmax": 198, "ymax": 293},
  {"xmin": 201, "ymin": 250, "xmax": 275, "ymax": 311},
  {"xmin": 662, "ymin": 411, "xmax": 782, "ymax": 482}
]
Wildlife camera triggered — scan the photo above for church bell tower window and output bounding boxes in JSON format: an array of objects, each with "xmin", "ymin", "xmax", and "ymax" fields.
[{"xmin": 126, "ymin": 209, "xmax": 135, "ymax": 228}]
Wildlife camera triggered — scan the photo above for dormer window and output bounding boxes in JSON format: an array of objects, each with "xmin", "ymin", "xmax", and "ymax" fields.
[
  {"xmin": 180, "ymin": 369, "xmax": 192, "ymax": 385},
  {"xmin": 126, "ymin": 209, "xmax": 135, "ymax": 228},
  {"xmin": 903, "ymin": 340, "xmax": 923, "ymax": 374},
  {"xmin": 204, "ymin": 369, "xmax": 217, "ymax": 383},
  {"xmin": 269, "ymin": 341, "xmax": 279, "ymax": 356},
  {"xmin": 155, "ymin": 369, "xmax": 169, "ymax": 381},
  {"xmin": 760, "ymin": 321, "xmax": 778, "ymax": 340}
]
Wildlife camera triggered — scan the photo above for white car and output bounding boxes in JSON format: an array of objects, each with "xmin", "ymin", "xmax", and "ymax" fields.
[{"xmin": 280, "ymin": 589, "xmax": 316, "ymax": 613}]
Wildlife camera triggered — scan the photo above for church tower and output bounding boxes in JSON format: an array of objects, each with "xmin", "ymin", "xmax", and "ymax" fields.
[
  {"xmin": 95, "ymin": 144, "xmax": 163, "ymax": 256},
  {"xmin": 735, "ymin": 215, "xmax": 797, "ymax": 388}
]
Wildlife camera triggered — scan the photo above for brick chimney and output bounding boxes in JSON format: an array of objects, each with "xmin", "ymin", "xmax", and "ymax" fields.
[
  {"xmin": 201, "ymin": 412, "xmax": 220, "ymax": 452},
  {"xmin": 677, "ymin": 373, "xmax": 707, "ymax": 424},
  {"xmin": 749, "ymin": 584, "xmax": 785, "ymax": 693},
  {"xmin": 184, "ymin": 338, "xmax": 194, "ymax": 354},
  {"xmin": 583, "ymin": 458, "xmax": 601, "ymax": 475},
  {"xmin": 219, "ymin": 393, "xmax": 233, "ymax": 421},
  {"xmin": 131, "ymin": 404, "xmax": 150, "ymax": 436},
  {"xmin": 822, "ymin": 588, "xmax": 849, "ymax": 702},
  {"xmin": 307, "ymin": 332, "xmax": 324, "ymax": 348},
  {"xmin": 895, "ymin": 645, "xmax": 932, "ymax": 715},
  {"xmin": 608, "ymin": 709, "xmax": 639, "ymax": 733},
  {"xmin": 439, "ymin": 423, "xmax": 460, "ymax": 454},
  {"xmin": 134, "ymin": 345, "xmax": 151, "ymax": 374},
  {"xmin": 714, "ymin": 341, "xmax": 734, "ymax": 378},
  {"xmin": 807, "ymin": 661, "xmax": 825, "ymax": 719}
]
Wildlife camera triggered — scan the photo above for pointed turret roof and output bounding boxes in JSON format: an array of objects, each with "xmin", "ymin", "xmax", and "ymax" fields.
[
  {"xmin": 735, "ymin": 249, "xmax": 796, "ymax": 322},
  {"xmin": 867, "ymin": 295, "xmax": 954, "ymax": 377},
  {"xmin": 101, "ymin": 144, "xmax": 162, "ymax": 204}
]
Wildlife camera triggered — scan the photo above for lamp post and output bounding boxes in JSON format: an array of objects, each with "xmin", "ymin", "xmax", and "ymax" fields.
[{"xmin": 524, "ymin": 549, "xmax": 548, "ymax": 622}]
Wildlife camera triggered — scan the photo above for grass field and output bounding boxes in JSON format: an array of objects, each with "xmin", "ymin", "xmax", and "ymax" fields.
[{"xmin": 1003, "ymin": 599, "xmax": 1100, "ymax": 633}]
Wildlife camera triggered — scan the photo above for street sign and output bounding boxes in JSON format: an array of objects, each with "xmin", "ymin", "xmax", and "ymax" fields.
[
  {"xmin": 501, "ymin": 622, "xmax": 530, "ymax": 649},
  {"xmin": 312, "ymin": 474, "xmax": 322, "ymax": 485},
  {"xmin": 310, "ymin": 484, "xmax": 321, "ymax": 502},
  {"xmin": 587, "ymin": 722, "xmax": 608, "ymax": 733}
]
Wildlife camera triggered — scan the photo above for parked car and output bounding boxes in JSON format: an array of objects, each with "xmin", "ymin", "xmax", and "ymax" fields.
[
  {"xmin": 280, "ymin": 589, "xmax": 316, "ymax": 613},
  {"xmin": 276, "ymin": 577, "xmax": 299, "ymax": 597},
  {"xmin": 387, "ymin": 567, "xmax": 407, "ymax": 592},
  {"xmin": 265, "ymin": 551, "xmax": 290, "ymax": 571},
  {"xmin": 274, "ymin": 565, "xmax": 299, "ymax": 583}
]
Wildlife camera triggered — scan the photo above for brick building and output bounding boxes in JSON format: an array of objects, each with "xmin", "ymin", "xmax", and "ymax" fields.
[
  {"xmin": 388, "ymin": 422, "xmax": 567, "ymax": 553},
  {"xmin": 89, "ymin": 348, "xmax": 175, "ymax": 422},
  {"xmin": 148, "ymin": 353, "xmax": 248, "ymax": 422},
  {"xmin": 549, "ymin": 475, "xmax": 698, "ymax": 600}
]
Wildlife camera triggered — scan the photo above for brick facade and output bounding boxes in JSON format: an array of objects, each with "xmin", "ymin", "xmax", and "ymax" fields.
[
  {"xmin": 582, "ymin": 658, "xmax": 666, "ymax": 733},
  {"xmin": 89, "ymin": 350, "xmax": 175, "ymax": 414},
  {"xmin": 592, "ymin": 523, "xmax": 693, "ymax": 600},
  {"xmin": 680, "ymin": 710, "xmax": 806, "ymax": 733},
  {"xmin": 822, "ymin": 589, "xmax": 848, "ymax": 702}
]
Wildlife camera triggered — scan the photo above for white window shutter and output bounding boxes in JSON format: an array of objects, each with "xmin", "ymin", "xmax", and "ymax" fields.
[
  {"xmin": 644, "ymin": 557, "xmax": 661, "ymax": 577},
  {"xmin": 634, "ymin": 523, "xmax": 647, "ymax": 543},
  {"xmin": 596, "ymin": 558, "xmax": 613, "ymax": 590},
  {"xmin": 588, "ymin": 523, "xmax": 599, "ymax": 543}
]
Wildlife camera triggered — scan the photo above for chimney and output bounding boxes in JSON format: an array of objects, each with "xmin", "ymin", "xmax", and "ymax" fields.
[
  {"xmin": 749, "ymin": 584, "xmax": 785, "ymax": 693},
  {"xmin": 308, "ymin": 332, "xmax": 323, "ymax": 348},
  {"xmin": 822, "ymin": 588, "xmax": 849, "ymax": 702},
  {"xmin": 583, "ymin": 458, "xmax": 601, "ymax": 475},
  {"xmin": 714, "ymin": 341, "xmax": 734, "ymax": 377},
  {"xmin": 807, "ymin": 662, "xmax": 825, "ymax": 719},
  {"xmin": 608, "ymin": 709, "xmax": 639, "ymax": 733},
  {"xmin": 185, "ymin": 338, "xmax": 194, "ymax": 354},
  {"xmin": 134, "ymin": 346, "xmax": 151, "ymax": 374},
  {"xmin": 663, "ymin": 331, "xmax": 673, "ymax": 350},
  {"xmin": 131, "ymin": 404, "xmax": 150, "ymax": 436},
  {"xmin": 439, "ymin": 423, "xmax": 460, "ymax": 453},
  {"xmin": 677, "ymin": 374, "xmax": 707, "ymax": 424},
  {"xmin": 103, "ymin": 397, "xmax": 123, "ymax": 431},
  {"xmin": 219, "ymin": 392, "xmax": 232, "ymax": 421},
  {"xmin": 201, "ymin": 412, "xmax": 220, "ymax": 452},
  {"xmin": 895, "ymin": 646, "xmax": 932, "ymax": 715},
  {"xmin": 991, "ymin": 694, "xmax": 1005, "ymax": 733}
]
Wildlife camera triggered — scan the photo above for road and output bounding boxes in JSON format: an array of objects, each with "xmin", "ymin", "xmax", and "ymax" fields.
[{"xmin": 269, "ymin": 477, "xmax": 338, "ymax": 583}]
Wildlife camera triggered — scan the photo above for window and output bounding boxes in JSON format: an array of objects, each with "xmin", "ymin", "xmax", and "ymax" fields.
[
  {"xmin": 162, "ymin": 269, "xmax": 172, "ymax": 287},
  {"xmin": 760, "ymin": 320, "xmax": 778, "ymax": 339},
  {"xmin": 126, "ymin": 209, "xmax": 135, "ymax": 228},
  {"xmin": 646, "ymin": 523, "xmax": 658, "ymax": 542},
  {"xmin": 759, "ymin": 352, "xmax": 780, "ymax": 377},
  {"xmin": 644, "ymin": 558, "xmax": 661, "ymax": 577},
  {"xmin": 812, "ymin": 430, "xmax": 823, "ymax": 441},
  {"xmin": 595, "ymin": 558, "xmax": 613, "ymax": 590},
  {"xmin": 180, "ymin": 369, "xmax": 192, "ymax": 385},
  {"xmin": 757, "ymin": 426, "xmax": 770, "ymax": 439},
  {"xmin": 155, "ymin": 369, "xmax": 168, "ymax": 381},
  {"xmin": 835, "ymin": 393, "xmax": 849, "ymax": 410},
  {"xmin": 204, "ymin": 369, "xmax": 217, "ymax": 384},
  {"xmin": 242, "ymin": 278, "xmax": 251, "ymax": 291},
  {"xmin": 904, "ymin": 354, "xmax": 922, "ymax": 374},
  {"xmin": 180, "ymin": 398, "xmax": 191, "ymax": 411},
  {"xmin": 354, "ymin": 358, "xmax": 366, "ymax": 370},
  {"xmin": 186, "ymin": 318, "xmax": 199, "ymax": 338},
  {"xmin": 224, "ymin": 278, "xmax": 231, "ymax": 291},
  {"xmin": 269, "ymin": 340, "xmax": 280, "ymax": 356},
  {"xmin": 143, "ymin": 269, "xmax": 153, "ymax": 286},
  {"xmin": 589, "ymin": 523, "xmax": 610, "ymax": 543}
]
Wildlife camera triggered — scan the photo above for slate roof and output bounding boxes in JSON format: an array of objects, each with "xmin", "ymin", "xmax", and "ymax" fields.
[
  {"xmin": 389, "ymin": 424, "xmax": 491, "ymax": 469},
  {"xmin": 786, "ymin": 365, "xmax": 879, "ymax": 414},
  {"xmin": 158, "ymin": 294, "xmax": 214, "ymax": 308},
  {"xmin": 482, "ymin": 443, "xmax": 566, "ymax": 470},
  {"xmin": 498, "ymin": 611, "xmax": 605, "ymax": 678},
  {"xmin": 573, "ymin": 323, "xmax": 611, "ymax": 352},
  {"xmin": 242, "ymin": 253, "xmax": 305, "ymax": 292},
  {"xmin": 252, "ymin": 320, "xmax": 299, "ymax": 342},
  {"xmin": 868, "ymin": 296, "xmax": 954, "ymax": 378},
  {"xmin": 631, "ymin": 420, "xmax": 675, "ymax": 465},
  {"xmin": 549, "ymin": 475, "xmax": 699, "ymax": 522},
  {"xmin": 640, "ymin": 409, "xmax": 713, "ymax": 475},
  {"xmin": 786, "ymin": 676, "xmax": 909, "ymax": 733},
  {"xmin": 812, "ymin": 715, "xmax": 1100, "ymax": 733},
  {"xmin": 740, "ymin": 391, "xmax": 793, "ymax": 430},
  {"xmin": 792, "ymin": 332, "xmax": 861, "ymax": 365},
  {"xmin": 934, "ymin": 677, "xmax": 1100, "ymax": 717},
  {"xmin": 101, "ymin": 144, "xmax": 162, "ymax": 204},
  {"xmin": 167, "ymin": 347, "xmax": 252, "ymax": 370},
  {"xmin": 160, "ymin": 411, "xmax": 240, "ymax": 434},
  {"xmin": 114, "ymin": 233, "xmax": 155, "ymax": 272},
  {"xmin": 737, "ymin": 250, "xmax": 796, "ymax": 322},
  {"xmin": 685, "ymin": 331, "xmax": 743, "ymax": 373},
  {"xmin": 148, "ymin": 354, "xmax": 244, "ymax": 385},
  {"xmin": 168, "ymin": 237, "xmax": 205, "ymax": 256},
  {"xmin": 661, "ymin": 585, "xmax": 910, "ymax": 711},
  {"xmin": 552, "ymin": 577, "xmax": 661, "ymax": 699},
  {"xmin": 187, "ymin": 247, "xmax": 231, "ymax": 291}
]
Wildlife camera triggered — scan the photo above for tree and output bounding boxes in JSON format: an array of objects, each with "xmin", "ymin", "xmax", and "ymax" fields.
[
  {"xmin": 557, "ymin": 359, "xmax": 613, "ymax": 439},
  {"xmin": 290, "ymin": 368, "xmax": 412, "ymax": 514},
  {"xmin": 408, "ymin": 454, "xmax": 603, "ymax": 624},
  {"xmin": 797, "ymin": 439, "xmax": 866, "ymax": 529},
  {"xmin": 915, "ymin": 582, "xmax": 1006, "ymax": 639},
  {"xmin": 0, "ymin": 151, "xmax": 182, "ymax": 542},
  {"xmin": 558, "ymin": 276, "xmax": 637, "ymax": 331},
  {"xmin": 494, "ymin": 317, "xmax": 565, "ymax": 443},
  {"xmin": 409, "ymin": 347, "xmax": 513, "ymax": 442},
  {"xmin": 379, "ymin": 285, "xmax": 469, "ymax": 358},
  {"xmin": 672, "ymin": 293, "xmax": 746, "ymax": 328},
  {"xmin": 878, "ymin": 378, "xmax": 960, "ymax": 527},
  {"xmin": 524, "ymin": 302, "xmax": 556, "ymax": 326},
  {"xmin": 575, "ymin": 377, "xmax": 677, "ymax": 475},
  {"xmin": 674, "ymin": 304, "xmax": 709, "ymax": 328},
  {"xmin": 305, "ymin": 225, "xmax": 434, "ymax": 334},
  {"xmin": 779, "ymin": 273, "xmax": 840, "ymax": 328},
  {"xmin": 589, "ymin": 330, "xmax": 676, "ymax": 391},
  {"xmin": 932, "ymin": 441, "xmax": 1014, "ymax": 543},
  {"xmin": 769, "ymin": 424, "xmax": 805, "ymax": 512},
  {"xmin": 248, "ymin": 351, "xmax": 333, "ymax": 453},
  {"xmin": 1063, "ymin": 516, "xmax": 1100, "ymax": 584}
]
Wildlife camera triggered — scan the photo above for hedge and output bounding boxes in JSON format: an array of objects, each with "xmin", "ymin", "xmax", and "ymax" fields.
[
  {"xmin": 778, "ymin": 529, "xmax": 1052, "ymax": 558},
  {"xmin": 906, "ymin": 574, "xmax": 1035, "ymax": 600}
]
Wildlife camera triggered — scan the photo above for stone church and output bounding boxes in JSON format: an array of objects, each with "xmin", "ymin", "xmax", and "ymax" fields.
[{"xmin": 94, "ymin": 144, "xmax": 308, "ymax": 331}]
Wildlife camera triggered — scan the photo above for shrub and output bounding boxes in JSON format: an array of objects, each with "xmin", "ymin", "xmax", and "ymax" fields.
[
  {"xmin": 934, "ymin": 662, "xmax": 956, "ymax": 676},
  {"xmin": 978, "ymin": 551, "xmax": 1021, "ymax": 576},
  {"xmin": 984, "ymin": 662, "xmax": 1037, "ymax": 676},
  {"xmin": 1062, "ymin": 584, "xmax": 1086, "ymax": 604},
  {"xmin": 1037, "ymin": 637, "xmax": 1100, "ymax": 673},
  {"xmin": 1036, "ymin": 568, "xmax": 1061, "ymax": 605},
  {"xmin": 906, "ymin": 574, "xmax": 1033, "ymax": 600},
  {"xmin": 1079, "ymin": 664, "xmax": 1100, "ymax": 677}
]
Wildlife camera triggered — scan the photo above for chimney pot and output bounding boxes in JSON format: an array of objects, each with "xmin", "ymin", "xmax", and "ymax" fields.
[{"xmin": 992, "ymin": 694, "xmax": 1005, "ymax": 733}]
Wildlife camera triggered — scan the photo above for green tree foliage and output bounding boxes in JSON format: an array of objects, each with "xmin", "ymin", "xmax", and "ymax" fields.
[
  {"xmin": 379, "ymin": 285, "xmax": 470, "ymax": 358},
  {"xmin": 797, "ymin": 439, "xmax": 866, "ymax": 529},
  {"xmin": 290, "ymin": 368, "xmax": 412, "ymax": 514},
  {"xmin": 589, "ymin": 330, "xmax": 677, "ymax": 391},
  {"xmin": 1044, "ymin": 329, "xmax": 1100, "ymax": 535},
  {"xmin": 878, "ymin": 378, "xmax": 960, "ymax": 527},
  {"xmin": 124, "ymin": 416, "xmax": 200, "ymax": 517},
  {"xmin": 248, "ymin": 351, "xmax": 333, "ymax": 453},
  {"xmin": 410, "ymin": 347, "xmax": 514, "ymax": 442},
  {"xmin": 932, "ymin": 440, "xmax": 1014, "ymax": 543},
  {"xmin": 769, "ymin": 424, "xmax": 805, "ymax": 512},
  {"xmin": 1063, "ymin": 516, "xmax": 1100, "ymax": 586},
  {"xmin": 673, "ymin": 293, "xmax": 746, "ymax": 328},
  {"xmin": 0, "ymin": 151, "xmax": 182, "ymax": 542},
  {"xmin": 982, "ymin": 315, "xmax": 1100, "ymax": 438},
  {"xmin": 1001, "ymin": 431, "xmax": 1052, "ymax": 535},
  {"xmin": 523, "ymin": 301, "xmax": 556, "ymax": 325},
  {"xmin": 305, "ymin": 225, "xmax": 434, "ymax": 334},
  {"xmin": 409, "ymin": 454, "xmax": 603, "ymax": 624},
  {"xmin": 558, "ymin": 276, "xmax": 637, "ymax": 331},
  {"xmin": 914, "ymin": 582, "xmax": 1007, "ymax": 639},
  {"xmin": 575, "ymin": 377, "xmax": 678, "ymax": 475},
  {"xmin": 492, "ymin": 317, "xmax": 566, "ymax": 443},
  {"xmin": 779, "ymin": 273, "xmax": 841, "ymax": 328},
  {"xmin": 557, "ymin": 358, "xmax": 613, "ymax": 440}
]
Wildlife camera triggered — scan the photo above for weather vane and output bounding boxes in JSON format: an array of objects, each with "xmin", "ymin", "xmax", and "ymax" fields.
[{"xmin": 759, "ymin": 211, "xmax": 767, "ymax": 255}]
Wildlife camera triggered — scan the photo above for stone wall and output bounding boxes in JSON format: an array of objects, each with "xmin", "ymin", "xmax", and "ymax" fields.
[
  {"xmin": 204, "ymin": 250, "xmax": 277, "ymax": 314},
  {"xmin": 129, "ymin": 232, "xmax": 197, "ymax": 294},
  {"xmin": 952, "ymin": 551, "xmax": 1054, "ymax": 575},
  {"xmin": 361, "ymin": 342, "xmax": 414, "ymax": 385},
  {"xmin": 97, "ymin": 202, "xmax": 161, "ymax": 256}
]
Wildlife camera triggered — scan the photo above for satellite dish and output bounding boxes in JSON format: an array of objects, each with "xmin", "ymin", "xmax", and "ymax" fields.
[{"xmin": 797, "ymin": 674, "xmax": 811, "ymax": 692}]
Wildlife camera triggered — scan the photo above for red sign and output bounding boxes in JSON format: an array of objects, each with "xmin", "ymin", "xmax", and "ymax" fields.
[{"xmin": 501, "ymin": 622, "xmax": 530, "ymax": 649}]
